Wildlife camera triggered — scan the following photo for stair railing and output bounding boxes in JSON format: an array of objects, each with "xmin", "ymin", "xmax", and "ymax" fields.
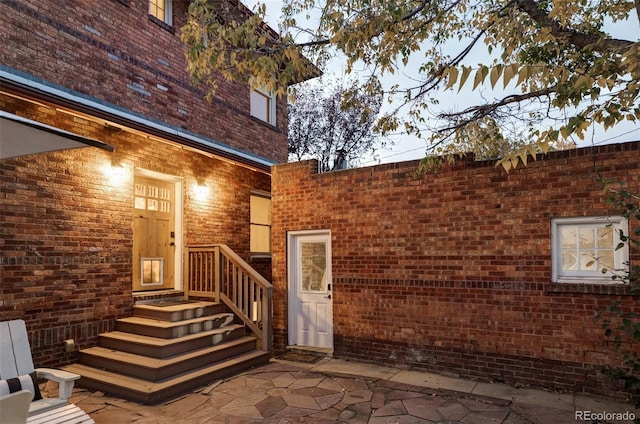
[{"xmin": 184, "ymin": 244, "xmax": 272, "ymax": 352}]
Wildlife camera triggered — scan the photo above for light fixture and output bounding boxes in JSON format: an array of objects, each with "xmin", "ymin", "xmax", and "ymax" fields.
[
  {"xmin": 193, "ymin": 179, "xmax": 209, "ymax": 201},
  {"xmin": 102, "ymin": 157, "xmax": 127, "ymax": 184},
  {"xmin": 111, "ymin": 158, "xmax": 126, "ymax": 177}
]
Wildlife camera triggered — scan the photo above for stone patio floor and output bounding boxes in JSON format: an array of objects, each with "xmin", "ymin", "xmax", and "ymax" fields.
[{"xmin": 52, "ymin": 358, "xmax": 638, "ymax": 424}]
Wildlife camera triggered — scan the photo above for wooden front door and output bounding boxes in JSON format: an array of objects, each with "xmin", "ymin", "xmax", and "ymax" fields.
[{"xmin": 133, "ymin": 175, "xmax": 175, "ymax": 291}]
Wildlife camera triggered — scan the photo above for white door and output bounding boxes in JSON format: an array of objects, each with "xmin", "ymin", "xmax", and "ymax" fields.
[{"xmin": 288, "ymin": 231, "xmax": 333, "ymax": 349}]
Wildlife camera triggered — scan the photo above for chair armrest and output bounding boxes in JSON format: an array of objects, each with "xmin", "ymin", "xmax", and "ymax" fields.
[
  {"xmin": 35, "ymin": 368, "xmax": 80, "ymax": 382},
  {"xmin": 35, "ymin": 368, "xmax": 80, "ymax": 400}
]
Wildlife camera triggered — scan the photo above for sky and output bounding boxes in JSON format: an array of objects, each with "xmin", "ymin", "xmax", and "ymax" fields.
[{"xmin": 248, "ymin": 0, "xmax": 640, "ymax": 166}]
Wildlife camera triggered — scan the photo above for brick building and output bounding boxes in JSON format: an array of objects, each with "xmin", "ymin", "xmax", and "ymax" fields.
[
  {"xmin": 1, "ymin": 0, "xmax": 285, "ymax": 370},
  {"xmin": 271, "ymin": 143, "xmax": 640, "ymax": 397},
  {"xmin": 2, "ymin": 0, "xmax": 639, "ymax": 402}
]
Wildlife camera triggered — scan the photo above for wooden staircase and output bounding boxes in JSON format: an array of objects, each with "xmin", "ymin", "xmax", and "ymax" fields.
[{"xmin": 64, "ymin": 300, "xmax": 270, "ymax": 404}]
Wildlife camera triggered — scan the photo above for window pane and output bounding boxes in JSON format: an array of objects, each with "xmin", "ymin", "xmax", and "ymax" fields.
[
  {"xmin": 301, "ymin": 242, "xmax": 327, "ymax": 292},
  {"xmin": 579, "ymin": 251, "xmax": 597, "ymax": 270},
  {"xmin": 250, "ymin": 90, "xmax": 269, "ymax": 122},
  {"xmin": 250, "ymin": 195, "xmax": 271, "ymax": 225},
  {"xmin": 598, "ymin": 227, "xmax": 614, "ymax": 248},
  {"xmin": 579, "ymin": 227, "xmax": 595, "ymax": 248},
  {"xmin": 599, "ymin": 250, "xmax": 615, "ymax": 271},
  {"xmin": 561, "ymin": 227, "xmax": 577, "ymax": 248},
  {"xmin": 562, "ymin": 250, "xmax": 578, "ymax": 270},
  {"xmin": 250, "ymin": 225, "xmax": 271, "ymax": 253},
  {"xmin": 149, "ymin": 0, "xmax": 165, "ymax": 21}
]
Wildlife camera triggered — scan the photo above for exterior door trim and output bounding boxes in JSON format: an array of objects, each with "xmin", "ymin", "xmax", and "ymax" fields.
[
  {"xmin": 134, "ymin": 168, "xmax": 183, "ymax": 291},
  {"xmin": 287, "ymin": 229, "xmax": 333, "ymax": 349}
]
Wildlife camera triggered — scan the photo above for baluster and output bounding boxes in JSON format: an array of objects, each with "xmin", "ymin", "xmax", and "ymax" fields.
[
  {"xmin": 249, "ymin": 279, "xmax": 256, "ymax": 321},
  {"xmin": 244, "ymin": 275, "xmax": 250, "ymax": 318},
  {"xmin": 238, "ymin": 267, "xmax": 242, "ymax": 308}
]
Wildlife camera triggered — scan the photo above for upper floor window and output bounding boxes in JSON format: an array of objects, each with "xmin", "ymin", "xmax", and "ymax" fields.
[
  {"xmin": 551, "ymin": 216, "xmax": 629, "ymax": 283},
  {"xmin": 250, "ymin": 88, "xmax": 276, "ymax": 125},
  {"xmin": 250, "ymin": 192, "xmax": 272, "ymax": 256},
  {"xmin": 149, "ymin": 0, "xmax": 172, "ymax": 26}
]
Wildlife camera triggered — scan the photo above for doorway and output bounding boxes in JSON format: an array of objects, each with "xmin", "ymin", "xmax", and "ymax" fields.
[
  {"xmin": 132, "ymin": 171, "xmax": 182, "ymax": 292},
  {"xmin": 287, "ymin": 230, "xmax": 333, "ymax": 350}
]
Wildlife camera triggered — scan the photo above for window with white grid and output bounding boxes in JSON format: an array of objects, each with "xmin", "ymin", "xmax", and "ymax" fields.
[{"xmin": 551, "ymin": 216, "xmax": 628, "ymax": 283}]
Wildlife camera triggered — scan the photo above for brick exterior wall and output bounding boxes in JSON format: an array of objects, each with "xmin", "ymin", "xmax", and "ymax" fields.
[
  {"xmin": 271, "ymin": 142, "xmax": 640, "ymax": 397},
  {"xmin": 0, "ymin": 0, "xmax": 287, "ymax": 163},
  {"xmin": 0, "ymin": 93, "xmax": 271, "ymax": 367},
  {"xmin": 0, "ymin": 0, "xmax": 277, "ymax": 368}
]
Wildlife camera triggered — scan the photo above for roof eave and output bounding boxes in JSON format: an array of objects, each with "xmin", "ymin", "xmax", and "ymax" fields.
[{"xmin": 0, "ymin": 68, "xmax": 276, "ymax": 173}]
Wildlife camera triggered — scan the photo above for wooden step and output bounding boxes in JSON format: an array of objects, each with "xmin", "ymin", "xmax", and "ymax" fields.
[
  {"xmin": 98, "ymin": 325, "xmax": 245, "ymax": 358},
  {"xmin": 80, "ymin": 336, "xmax": 258, "ymax": 380},
  {"xmin": 116, "ymin": 313, "xmax": 234, "ymax": 338},
  {"xmin": 65, "ymin": 350, "xmax": 271, "ymax": 404},
  {"xmin": 133, "ymin": 301, "xmax": 226, "ymax": 322}
]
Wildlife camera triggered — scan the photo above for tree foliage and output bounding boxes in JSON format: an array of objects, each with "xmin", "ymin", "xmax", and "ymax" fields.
[
  {"xmin": 596, "ymin": 181, "xmax": 640, "ymax": 414},
  {"xmin": 181, "ymin": 0, "xmax": 640, "ymax": 169},
  {"xmin": 288, "ymin": 79, "xmax": 385, "ymax": 171}
]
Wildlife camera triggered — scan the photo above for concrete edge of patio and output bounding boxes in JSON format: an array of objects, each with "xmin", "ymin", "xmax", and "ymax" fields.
[{"xmin": 298, "ymin": 357, "xmax": 639, "ymax": 422}]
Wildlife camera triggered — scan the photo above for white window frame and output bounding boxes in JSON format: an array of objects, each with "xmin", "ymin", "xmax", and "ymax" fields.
[
  {"xmin": 250, "ymin": 191, "xmax": 272, "ymax": 257},
  {"xmin": 149, "ymin": 0, "xmax": 172, "ymax": 26},
  {"xmin": 551, "ymin": 216, "xmax": 629, "ymax": 283},
  {"xmin": 250, "ymin": 88, "xmax": 276, "ymax": 125}
]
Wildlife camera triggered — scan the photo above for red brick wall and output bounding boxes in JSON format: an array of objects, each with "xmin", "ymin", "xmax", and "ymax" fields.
[
  {"xmin": 0, "ymin": 0, "xmax": 288, "ymax": 163},
  {"xmin": 271, "ymin": 142, "xmax": 640, "ymax": 397},
  {"xmin": 0, "ymin": 94, "xmax": 271, "ymax": 368}
]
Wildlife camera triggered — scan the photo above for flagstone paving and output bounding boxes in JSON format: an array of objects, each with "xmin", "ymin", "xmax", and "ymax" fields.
[{"xmin": 46, "ymin": 359, "xmax": 637, "ymax": 424}]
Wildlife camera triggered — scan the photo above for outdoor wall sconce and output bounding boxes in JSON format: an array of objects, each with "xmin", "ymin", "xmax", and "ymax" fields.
[
  {"xmin": 102, "ymin": 157, "xmax": 127, "ymax": 185},
  {"xmin": 107, "ymin": 157, "xmax": 126, "ymax": 177},
  {"xmin": 193, "ymin": 179, "xmax": 209, "ymax": 201}
]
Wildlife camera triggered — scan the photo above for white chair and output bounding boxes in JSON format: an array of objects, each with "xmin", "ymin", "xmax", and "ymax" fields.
[
  {"xmin": 0, "ymin": 389, "xmax": 32, "ymax": 424},
  {"xmin": 0, "ymin": 320, "xmax": 94, "ymax": 423}
]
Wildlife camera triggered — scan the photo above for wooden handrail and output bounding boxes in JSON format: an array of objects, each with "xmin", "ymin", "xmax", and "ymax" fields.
[{"xmin": 184, "ymin": 244, "xmax": 272, "ymax": 352}]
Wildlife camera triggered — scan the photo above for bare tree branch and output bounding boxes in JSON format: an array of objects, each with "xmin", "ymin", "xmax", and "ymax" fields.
[{"xmin": 437, "ymin": 87, "xmax": 556, "ymax": 131}]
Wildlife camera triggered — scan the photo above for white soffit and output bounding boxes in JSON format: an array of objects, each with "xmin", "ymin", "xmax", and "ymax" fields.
[{"xmin": 0, "ymin": 111, "xmax": 115, "ymax": 160}]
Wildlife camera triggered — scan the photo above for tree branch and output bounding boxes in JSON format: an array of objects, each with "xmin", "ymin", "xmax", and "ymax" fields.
[
  {"xmin": 416, "ymin": 29, "xmax": 487, "ymax": 96},
  {"xmin": 401, "ymin": 0, "xmax": 432, "ymax": 21},
  {"xmin": 438, "ymin": 87, "xmax": 556, "ymax": 131},
  {"xmin": 514, "ymin": 0, "xmax": 633, "ymax": 52}
]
